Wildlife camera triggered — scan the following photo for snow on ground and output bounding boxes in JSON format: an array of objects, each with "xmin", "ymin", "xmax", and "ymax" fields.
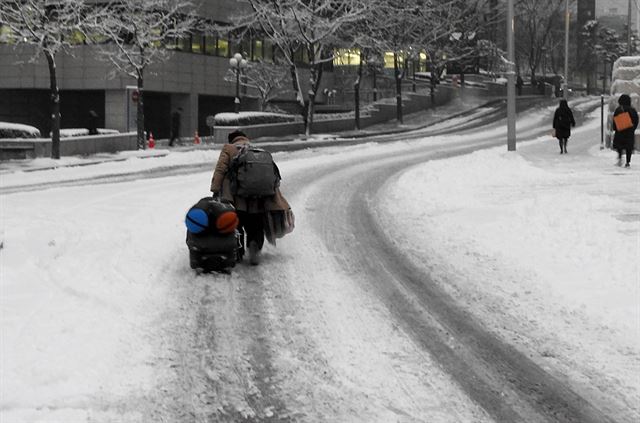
[
  {"xmin": 1, "ymin": 99, "xmax": 637, "ymax": 421},
  {"xmin": 376, "ymin": 109, "xmax": 640, "ymax": 419}
]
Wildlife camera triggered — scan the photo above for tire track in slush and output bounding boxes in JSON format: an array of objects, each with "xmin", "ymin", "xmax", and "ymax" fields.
[
  {"xmin": 303, "ymin": 144, "xmax": 616, "ymax": 423},
  {"xmin": 190, "ymin": 268, "xmax": 294, "ymax": 422}
]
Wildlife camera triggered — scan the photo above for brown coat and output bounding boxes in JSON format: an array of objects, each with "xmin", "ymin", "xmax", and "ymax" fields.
[{"xmin": 210, "ymin": 137, "xmax": 290, "ymax": 213}]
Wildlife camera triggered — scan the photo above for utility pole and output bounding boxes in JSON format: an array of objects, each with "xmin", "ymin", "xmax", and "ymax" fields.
[
  {"xmin": 628, "ymin": 0, "xmax": 633, "ymax": 55},
  {"xmin": 507, "ymin": 0, "xmax": 516, "ymax": 151},
  {"xmin": 563, "ymin": 0, "xmax": 570, "ymax": 100}
]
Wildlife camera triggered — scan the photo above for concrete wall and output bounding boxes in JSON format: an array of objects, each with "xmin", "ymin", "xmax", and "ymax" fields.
[{"xmin": 0, "ymin": 132, "xmax": 137, "ymax": 160}]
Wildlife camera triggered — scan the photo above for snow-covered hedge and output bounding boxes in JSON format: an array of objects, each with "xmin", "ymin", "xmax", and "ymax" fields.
[
  {"xmin": 0, "ymin": 122, "xmax": 41, "ymax": 139},
  {"xmin": 214, "ymin": 112, "xmax": 296, "ymax": 126},
  {"xmin": 56, "ymin": 128, "xmax": 120, "ymax": 138}
]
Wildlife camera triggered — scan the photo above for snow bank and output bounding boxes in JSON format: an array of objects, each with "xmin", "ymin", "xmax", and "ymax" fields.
[
  {"xmin": 0, "ymin": 122, "xmax": 41, "ymax": 138},
  {"xmin": 214, "ymin": 111, "xmax": 297, "ymax": 126},
  {"xmin": 56, "ymin": 128, "xmax": 120, "ymax": 138}
]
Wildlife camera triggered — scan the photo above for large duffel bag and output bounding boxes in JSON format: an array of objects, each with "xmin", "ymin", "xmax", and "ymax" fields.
[{"xmin": 185, "ymin": 196, "xmax": 241, "ymax": 273}]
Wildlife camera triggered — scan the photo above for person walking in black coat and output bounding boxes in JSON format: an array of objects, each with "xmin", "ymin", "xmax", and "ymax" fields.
[
  {"xmin": 169, "ymin": 107, "xmax": 182, "ymax": 147},
  {"xmin": 612, "ymin": 94, "xmax": 638, "ymax": 168},
  {"xmin": 552, "ymin": 99, "xmax": 576, "ymax": 154}
]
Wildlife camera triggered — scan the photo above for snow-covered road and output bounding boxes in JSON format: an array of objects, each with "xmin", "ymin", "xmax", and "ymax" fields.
[{"xmin": 1, "ymin": 99, "xmax": 638, "ymax": 422}]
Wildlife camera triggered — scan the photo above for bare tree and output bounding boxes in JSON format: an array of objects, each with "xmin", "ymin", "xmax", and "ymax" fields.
[
  {"xmin": 514, "ymin": 0, "xmax": 566, "ymax": 83},
  {"xmin": 223, "ymin": 60, "xmax": 289, "ymax": 111},
  {"xmin": 364, "ymin": 0, "xmax": 468, "ymax": 123},
  {"xmin": 240, "ymin": 0, "xmax": 370, "ymax": 136},
  {"xmin": 422, "ymin": 1, "xmax": 502, "ymax": 90},
  {"xmin": 0, "ymin": 0, "xmax": 87, "ymax": 159},
  {"xmin": 90, "ymin": 0, "xmax": 197, "ymax": 149}
]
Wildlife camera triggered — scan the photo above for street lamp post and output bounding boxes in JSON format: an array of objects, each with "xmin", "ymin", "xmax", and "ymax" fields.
[
  {"xmin": 542, "ymin": 46, "xmax": 547, "ymax": 86},
  {"xmin": 563, "ymin": 0, "xmax": 570, "ymax": 99},
  {"xmin": 507, "ymin": 0, "xmax": 516, "ymax": 151},
  {"xmin": 229, "ymin": 52, "xmax": 247, "ymax": 113},
  {"xmin": 368, "ymin": 55, "xmax": 380, "ymax": 102}
]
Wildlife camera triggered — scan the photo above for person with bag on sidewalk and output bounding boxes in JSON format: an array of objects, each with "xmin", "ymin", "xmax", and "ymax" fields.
[
  {"xmin": 612, "ymin": 94, "xmax": 638, "ymax": 168},
  {"xmin": 552, "ymin": 99, "xmax": 576, "ymax": 154},
  {"xmin": 210, "ymin": 130, "xmax": 292, "ymax": 265}
]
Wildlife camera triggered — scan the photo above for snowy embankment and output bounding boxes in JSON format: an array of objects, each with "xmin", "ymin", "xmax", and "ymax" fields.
[
  {"xmin": 376, "ymin": 110, "xmax": 640, "ymax": 418},
  {"xmin": 0, "ymin": 122, "xmax": 41, "ymax": 138}
]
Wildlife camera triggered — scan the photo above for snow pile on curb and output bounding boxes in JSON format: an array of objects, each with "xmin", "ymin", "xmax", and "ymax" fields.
[
  {"xmin": 214, "ymin": 111, "xmax": 297, "ymax": 126},
  {"xmin": 57, "ymin": 128, "xmax": 120, "ymax": 138},
  {"xmin": 0, "ymin": 122, "xmax": 40, "ymax": 138}
]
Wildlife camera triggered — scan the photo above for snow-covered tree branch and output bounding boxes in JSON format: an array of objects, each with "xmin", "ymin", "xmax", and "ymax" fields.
[
  {"xmin": 223, "ymin": 60, "xmax": 289, "ymax": 111},
  {"xmin": 89, "ymin": 0, "xmax": 198, "ymax": 149},
  {"xmin": 237, "ymin": 0, "xmax": 370, "ymax": 135}
]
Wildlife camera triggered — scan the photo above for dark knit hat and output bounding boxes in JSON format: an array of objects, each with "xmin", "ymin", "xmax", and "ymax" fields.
[
  {"xmin": 228, "ymin": 130, "xmax": 247, "ymax": 143},
  {"xmin": 618, "ymin": 94, "xmax": 631, "ymax": 107}
]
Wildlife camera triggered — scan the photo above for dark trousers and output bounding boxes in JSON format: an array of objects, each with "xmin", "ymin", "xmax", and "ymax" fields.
[
  {"xmin": 617, "ymin": 148, "xmax": 632, "ymax": 164},
  {"xmin": 236, "ymin": 211, "xmax": 265, "ymax": 251},
  {"xmin": 558, "ymin": 138, "xmax": 568, "ymax": 152}
]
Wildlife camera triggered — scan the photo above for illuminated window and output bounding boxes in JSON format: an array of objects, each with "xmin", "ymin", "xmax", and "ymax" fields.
[
  {"xmin": 191, "ymin": 32, "xmax": 202, "ymax": 54},
  {"xmin": 217, "ymin": 38, "xmax": 229, "ymax": 57},
  {"xmin": 419, "ymin": 51, "xmax": 428, "ymax": 72},
  {"xmin": 0, "ymin": 25, "xmax": 16, "ymax": 44},
  {"xmin": 384, "ymin": 52, "xmax": 395, "ymax": 68},
  {"xmin": 333, "ymin": 48, "xmax": 361, "ymax": 66},
  {"xmin": 253, "ymin": 39, "xmax": 263, "ymax": 60},
  {"xmin": 383, "ymin": 52, "xmax": 404, "ymax": 68},
  {"xmin": 68, "ymin": 30, "xmax": 85, "ymax": 45}
]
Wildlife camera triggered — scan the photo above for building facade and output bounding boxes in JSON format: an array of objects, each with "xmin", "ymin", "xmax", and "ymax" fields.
[{"xmin": 0, "ymin": 0, "xmax": 337, "ymax": 140}]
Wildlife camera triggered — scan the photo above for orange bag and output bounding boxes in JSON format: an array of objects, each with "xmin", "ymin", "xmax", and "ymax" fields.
[{"xmin": 614, "ymin": 111, "xmax": 633, "ymax": 131}]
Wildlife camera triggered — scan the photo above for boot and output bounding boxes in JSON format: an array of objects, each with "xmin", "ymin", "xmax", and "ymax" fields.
[{"xmin": 248, "ymin": 241, "xmax": 261, "ymax": 265}]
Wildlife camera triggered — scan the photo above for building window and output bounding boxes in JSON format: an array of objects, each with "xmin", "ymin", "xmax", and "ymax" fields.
[
  {"xmin": 263, "ymin": 40, "xmax": 273, "ymax": 62},
  {"xmin": 333, "ymin": 48, "xmax": 361, "ymax": 66},
  {"xmin": 0, "ymin": 25, "xmax": 12, "ymax": 43},
  {"xmin": 183, "ymin": 34, "xmax": 192, "ymax": 52},
  {"xmin": 240, "ymin": 38, "xmax": 251, "ymax": 57},
  {"xmin": 419, "ymin": 51, "xmax": 428, "ymax": 72},
  {"xmin": 253, "ymin": 39, "xmax": 263, "ymax": 60},
  {"xmin": 68, "ymin": 30, "xmax": 86, "ymax": 45},
  {"xmin": 217, "ymin": 38, "xmax": 229, "ymax": 57},
  {"xmin": 384, "ymin": 52, "xmax": 404, "ymax": 68},
  {"xmin": 204, "ymin": 35, "xmax": 215, "ymax": 55},
  {"xmin": 293, "ymin": 47, "xmax": 309, "ymax": 65},
  {"xmin": 191, "ymin": 32, "xmax": 203, "ymax": 54}
]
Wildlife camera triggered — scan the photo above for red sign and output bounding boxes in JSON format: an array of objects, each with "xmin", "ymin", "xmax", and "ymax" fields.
[{"xmin": 131, "ymin": 90, "xmax": 139, "ymax": 103}]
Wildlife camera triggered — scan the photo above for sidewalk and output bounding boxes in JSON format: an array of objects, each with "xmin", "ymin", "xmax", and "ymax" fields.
[{"xmin": 0, "ymin": 98, "xmax": 502, "ymax": 174}]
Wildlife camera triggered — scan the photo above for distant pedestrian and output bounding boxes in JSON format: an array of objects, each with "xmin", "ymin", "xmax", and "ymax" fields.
[
  {"xmin": 552, "ymin": 99, "xmax": 575, "ymax": 154},
  {"xmin": 612, "ymin": 94, "xmax": 638, "ymax": 168},
  {"xmin": 169, "ymin": 107, "xmax": 182, "ymax": 147},
  {"xmin": 516, "ymin": 75, "xmax": 523, "ymax": 96},
  {"xmin": 87, "ymin": 110, "xmax": 98, "ymax": 135}
]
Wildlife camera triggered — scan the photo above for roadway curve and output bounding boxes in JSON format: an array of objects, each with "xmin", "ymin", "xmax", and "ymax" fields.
[
  {"xmin": 287, "ymin": 141, "xmax": 614, "ymax": 422},
  {"xmin": 160, "ymin": 100, "xmax": 619, "ymax": 422}
]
